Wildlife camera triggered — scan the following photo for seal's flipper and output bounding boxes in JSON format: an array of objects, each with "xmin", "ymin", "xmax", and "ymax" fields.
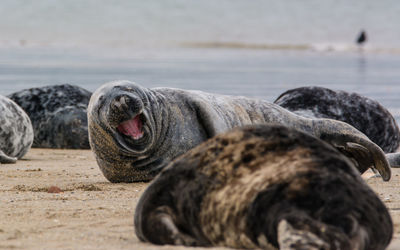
[
  {"xmin": 277, "ymin": 220, "xmax": 329, "ymax": 250},
  {"xmin": 386, "ymin": 152, "xmax": 400, "ymax": 168},
  {"xmin": 310, "ymin": 119, "xmax": 391, "ymax": 181},
  {"xmin": 189, "ymin": 96, "xmax": 229, "ymax": 138},
  {"xmin": 0, "ymin": 150, "xmax": 17, "ymax": 164},
  {"xmin": 334, "ymin": 142, "xmax": 374, "ymax": 174},
  {"xmin": 137, "ymin": 206, "xmax": 200, "ymax": 246}
]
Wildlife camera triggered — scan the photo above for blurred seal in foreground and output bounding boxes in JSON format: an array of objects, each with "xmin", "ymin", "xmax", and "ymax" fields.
[
  {"xmin": 88, "ymin": 80, "xmax": 390, "ymax": 182},
  {"xmin": 135, "ymin": 125, "xmax": 392, "ymax": 249},
  {"xmin": 8, "ymin": 84, "xmax": 91, "ymax": 149},
  {"xmin": 0, "ymin": 95, "xmax": 33, "ymax": 163}
]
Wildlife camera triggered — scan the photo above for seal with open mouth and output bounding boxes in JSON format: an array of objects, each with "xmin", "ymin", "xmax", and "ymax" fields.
[
  {"xmin": 134, "ymin": 125, "xmax": 393, "ymax": 249},
  {"xmin": 88, "ymin": 80, "xmax": 391, "ymax": 182}
]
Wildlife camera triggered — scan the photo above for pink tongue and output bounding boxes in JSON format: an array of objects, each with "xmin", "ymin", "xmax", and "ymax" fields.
[{"xmin": 117, "ymin": 116, "xmax": 143, "ymax": 140}]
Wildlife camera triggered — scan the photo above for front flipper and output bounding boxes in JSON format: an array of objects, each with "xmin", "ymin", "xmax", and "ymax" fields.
[
  {"xmin": 188, "ymin": 94, "xmax": 230, "ymax": 138},
  {"xmin": 137, "ymin": 206, "xmax": 201, "ymax": 246},
  {"xmin": 0, "ymin": 150, "xmax": 17, "ymax": 164},
  {"xmin": 278, "ymin": 220, "xmax": 330, "ymax": 250},
  {"xmin": 310, "ymin": 119, "xmax": 391, "ymax": 181}
]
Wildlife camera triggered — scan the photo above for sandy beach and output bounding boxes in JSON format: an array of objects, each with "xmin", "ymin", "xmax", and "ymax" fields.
[{"xmin": 0, "ymin": 148, "xmax": 398, "ymax": 249}]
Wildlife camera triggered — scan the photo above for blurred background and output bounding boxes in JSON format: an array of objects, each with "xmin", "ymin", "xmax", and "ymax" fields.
[{"xmin": 1, "ymin": 0, "xmax": 400, "ymax": 120}]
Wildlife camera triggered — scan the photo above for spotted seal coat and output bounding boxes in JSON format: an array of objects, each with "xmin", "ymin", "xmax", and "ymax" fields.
[
  {"xmin": 88, "ymin": 80, "xmax": 390, "ymax": 182},
  {"xmin": 274, "ymin": 86, "xmax": 400, "ymax": 153},
  {"xmin": 134, "ymin": 125, "xmax": 393, "ymax": 249},
  {"xmin": 8, "ymin": 84, "xmax": 91, "ymax": 149},
  {"xmin": 0, "ymin": 95, "xmax": 33, "ymax": 163}
]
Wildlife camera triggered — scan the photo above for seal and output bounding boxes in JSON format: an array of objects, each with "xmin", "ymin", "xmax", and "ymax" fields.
[
  {"xmin": 88, "ymin": 80, "xmax": 391, "ymax": 182},
  {"xmin": 0, "ymin": 95, "xmax": 33, "ymax": 163},
  {"xmin": 274, "ymin": 86, "xmax": 400, "ymax": 153},
  {"xmin": 134, "ymin": 124, "xmax": 393, "ymax": 249},
  {"xmin": 8, "ymin": 84, "xmax": 92, "ymax": 149}
]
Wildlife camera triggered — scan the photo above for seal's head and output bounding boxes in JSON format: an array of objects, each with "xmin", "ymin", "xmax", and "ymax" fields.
[{"xmin": 88, "ymin": 80, "xmax": 166, "ymax": 182}]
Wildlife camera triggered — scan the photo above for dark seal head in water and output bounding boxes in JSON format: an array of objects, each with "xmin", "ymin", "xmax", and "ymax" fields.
[
  {"xmin": 88, "ymin": 80, "xmax": 391, "ymax": 182},
  {"xmin": 0, "ymin": 95, "xmax": 33, "ymax": 163},
  {"xmin": 134, "ymin": 125, "xmax": 393, "ymax": 249},
  {"xmin": 274, "ymin": 86, "xmax": 400, "ymax": 153},
  {"xmin": 8, "ymin": 84, "xmax": 91, "ymax": 149}
]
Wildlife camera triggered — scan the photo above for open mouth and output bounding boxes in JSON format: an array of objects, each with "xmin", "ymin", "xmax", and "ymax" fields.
[{"xmin": 117, "ymin": 114, "xmax": 144, "ymax": 140}]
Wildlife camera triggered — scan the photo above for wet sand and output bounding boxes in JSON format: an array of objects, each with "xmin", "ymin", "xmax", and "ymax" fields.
[{"xmin": 1, "ymin": 148, "xmax": 399, "ymax": 249}]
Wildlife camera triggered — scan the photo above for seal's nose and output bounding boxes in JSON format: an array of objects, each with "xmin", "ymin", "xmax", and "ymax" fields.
[
  {"xmin": 109, "ymin": 94, "xmax": 143, "ymax": 116},
  {"xmin": 111, "ymin": 95, "xmax": 129, "ymax": 112}
]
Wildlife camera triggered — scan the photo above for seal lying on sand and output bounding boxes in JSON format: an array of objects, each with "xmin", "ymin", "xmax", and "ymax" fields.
[
  {"xmin": 8, "ymin": 84, "xmax": 91, "ymax": 149},
  {"xmin": 0, "ymin": 95, "xmax": 33, "ymax": 163},
  {"xmin": 135, "ymin": 125, "xmax": 393, "ymax": 249},
  {"xmin": 274, "ymin": 86, "xmax": 400, "ymax": 153},
  {"xmin": 88, "ymin": 80, "xmax": 390, "ymax": 182}
]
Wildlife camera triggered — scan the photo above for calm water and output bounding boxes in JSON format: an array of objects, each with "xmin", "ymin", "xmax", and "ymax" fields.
[{"xmin": 0, "ymin": 1, "xmax": 400, "ymax": 121}]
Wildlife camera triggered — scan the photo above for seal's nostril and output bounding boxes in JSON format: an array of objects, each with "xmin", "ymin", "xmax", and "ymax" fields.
[
  {"xmin": 119, "ymin": 96, "xmax": 128, "ymax": 109},
  {"xmin": 112, "ymin": 95, "xmax": 129, "ymax": 111}
]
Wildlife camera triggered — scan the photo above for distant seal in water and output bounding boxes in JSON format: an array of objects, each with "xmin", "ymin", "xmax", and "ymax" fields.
[
  {"xmin": 88, "ymin": 80, "xmax": 390, "ymax": 182},
  {"xmin": 134, "ymin": 125, "xmax": 393, "ymax": 249},
  {"xmin": 8, "ymin": 84, "xmax": 91, "ymax": 149},
  {"xmin": 273, "ymin": 86, "xmax": 400, "ymax": 153},
  {"xmin": 0, "ymin": 95, "xmax": 33, "ymax": 163}
]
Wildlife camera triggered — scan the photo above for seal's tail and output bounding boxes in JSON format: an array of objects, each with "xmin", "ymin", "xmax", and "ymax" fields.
[{"xmin": 0, "ymin": 150, "xmax": 17, "ymax": 163}]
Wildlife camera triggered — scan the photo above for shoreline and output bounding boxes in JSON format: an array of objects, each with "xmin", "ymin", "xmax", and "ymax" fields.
[{"xmin": 0, "ymin": 148, "xmax": 399, "ymax": 249}]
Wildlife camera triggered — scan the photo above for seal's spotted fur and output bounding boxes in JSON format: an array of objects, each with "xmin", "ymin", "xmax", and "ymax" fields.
[
  {"xmin": 274, "ymin": 86, "xmax": 400, "ymax": 153},
  {"xmin": 0, "ymin": 95, "xmax": 33, "ymax": 163},
  {"xmin": 8, "ymin": 84, "xmax": 91, "ymax": 149}
]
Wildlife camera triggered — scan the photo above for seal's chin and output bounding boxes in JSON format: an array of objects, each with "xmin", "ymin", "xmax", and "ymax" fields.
[{"xmin": 117, "ymin": 115, "xmax": 144, "ymax": 140}]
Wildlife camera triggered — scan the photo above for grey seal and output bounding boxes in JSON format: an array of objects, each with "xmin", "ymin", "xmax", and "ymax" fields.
[
  {"xmin": 88, "ymin": 80, "xmax": 391, "ymax": 182},
  {"xmin": 134, "ymin": 125, "xmax": 392, "ymax": 249},
  {"xmin": 8, "ymin": 84, "xmax": 91, "ymax": 149},
  {"xmin": 0, "ymin": 95, "xmax": 33, "ymax": 163},
  {"xmin": 273, "ymin": 86, "xmax": 400, "ymax": 153}
]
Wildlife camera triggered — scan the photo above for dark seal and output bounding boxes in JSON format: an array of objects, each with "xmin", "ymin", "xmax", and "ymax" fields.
[
  {"xmin": 135, "ymin": 125, "xmax": 393, "ymax": 249},
  {"xmin": 0, "ymin": 95, "xmax": 33, "ymax": 163},
  {"xmin": 8, "ymin": 84, "xmax": 91, "ymax": 149},
  {"xmin": 274, "ymin": 86, "xmax": 400, "ymax": 153},
  {"xmin": 88, "ymin": 80, "xmax": 391, "ymax": 182}
]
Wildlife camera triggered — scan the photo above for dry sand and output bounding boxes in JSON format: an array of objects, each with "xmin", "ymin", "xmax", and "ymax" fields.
[{"xmin": 0, "ymin": 148, "xmax": 399, "ymax": 250}]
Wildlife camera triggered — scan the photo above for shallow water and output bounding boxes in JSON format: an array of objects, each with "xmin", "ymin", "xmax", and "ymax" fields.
[
  {"xmin": 1, "ymin": 1, "xmax": 399, "ymax": 121},
  {"xmin": 1, "ymin": 47, "xmax": 400, "ymax": 122}
]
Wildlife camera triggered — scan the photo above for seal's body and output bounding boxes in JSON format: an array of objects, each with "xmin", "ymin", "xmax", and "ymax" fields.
[
  {"xmin": 8, "ymin": 84, "xmax": 91, "ymax": 149},
  {"xmin": 135, "ymin": 125, "xmax": 393, "ymax": 249},
  {"xmin": 88, "ymin": 81, "xmax": 390, "ymax": 182},
  {"xmin": 274, "ymin": 86, "xmax": 400, "ymax": 153},
  {"xmin": 0, "ymin": 95, "xmax": 33, "ymax": 163}
]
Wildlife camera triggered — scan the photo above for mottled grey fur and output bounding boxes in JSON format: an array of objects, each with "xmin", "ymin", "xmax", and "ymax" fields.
[
  {"xmin": 135, "ymin": 125, "xmax": 393, "ymax": 249},
  {"xmin": 0, "ymin": 95, "xmax": 33, "ymax": 163},
  {"xmin": 88, "ymin": 80, "xmax": 391, "ymax": 182},
  {"xmin": 8, "ymin": 84, "xmax": 91, "ymax": 149},
  {"xmin": 274, "ymin": 86, "xmax": 400, "ymax": 153}
]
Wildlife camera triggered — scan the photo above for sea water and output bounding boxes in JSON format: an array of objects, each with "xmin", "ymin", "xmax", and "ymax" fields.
[{"xmin": 0, "ymin": 0, "xmax": 400, "ymax": 120}]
